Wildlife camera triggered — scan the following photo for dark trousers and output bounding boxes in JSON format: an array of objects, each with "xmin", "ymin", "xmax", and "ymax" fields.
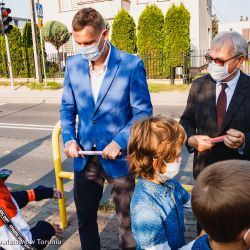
[{"xmin": 74, "ymin": 156, "xmax": 136, "ymax": 250}]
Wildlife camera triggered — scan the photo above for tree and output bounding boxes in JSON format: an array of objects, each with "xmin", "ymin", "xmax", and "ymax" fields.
[
  {"xmin": 163, "ymin": 3, "xmax": 191, "ymax": 78},
  {"xmin": 111, "ymin": 9, "xmax": 136, "ymax": 54},
  {"xmin": 0, "ymin": 26, "xmax": 23, "ymax": 78},
  {"xmin": 137, "ymin": 5, "xmax": 164, "ymax": 55},
  {"xmin": 21, "ymin": 22, "xmax": 46, "ymax": 78},
  {"xmin": 212, "ymin": 14, "xmax": 219, "ymax": 38},
  {"xmin": 22, "ymin": 22, "xmax": 34, "ymax": 77},
  {"xmin": 42, "ymin": 21, "xmax": 70, "ymax": 68},
  {"xmin": 0, "ymin": 36, "xmax": 7, "ymax": 77},
  {"xmin": 137, "ymin": 5, "xmax": 164, "ymax": 78}
]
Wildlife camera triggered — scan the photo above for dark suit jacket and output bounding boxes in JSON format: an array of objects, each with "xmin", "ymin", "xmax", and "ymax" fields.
[{"xmin": 180, "ymin": 71, "xmax": 250, "ymax": 179}]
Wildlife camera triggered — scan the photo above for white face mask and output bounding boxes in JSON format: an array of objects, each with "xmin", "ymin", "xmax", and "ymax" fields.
[
  {"xmin": 208, "ymin": 61, "xmax": 238, "ymax": 82},
  {"xmin": 79, "ymin": 32, "xmax": 106, "ymax": 61},
  {"xmin": 156, "ymin": 160, "xmax": 181, "ymax": 183}
]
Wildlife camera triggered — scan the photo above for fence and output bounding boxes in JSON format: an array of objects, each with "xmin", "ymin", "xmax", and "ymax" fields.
[{"xmin": 0, "ymin": 50, "xmax": 249, "ymax": 82}]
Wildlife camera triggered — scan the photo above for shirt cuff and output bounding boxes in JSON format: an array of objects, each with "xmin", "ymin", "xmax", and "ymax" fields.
[
  {"xmin": 238, "ymin": 142, "xmax": 245, "ymax": 155},
  {"xmin": 65, "ymin": 139, "xmax": 76, "ymax": 147}
]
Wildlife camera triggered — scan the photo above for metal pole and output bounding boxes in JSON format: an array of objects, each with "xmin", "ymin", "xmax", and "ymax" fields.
[
  {"xmin": 4, "ymin": 34, "xmax": 14, "ymax": 91},
  {"xmin": 39, "ymin": 28, "xmax": 47, "ymax": 85},
  {"xmin": 29, "ymin": 0, "xmax": 42, "ymax": 82}
]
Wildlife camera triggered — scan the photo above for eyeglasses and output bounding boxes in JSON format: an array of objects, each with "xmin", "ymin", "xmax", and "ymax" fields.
[{"xmin": 205, "ymin": 53, "xmax": 242, "ymax": 66}]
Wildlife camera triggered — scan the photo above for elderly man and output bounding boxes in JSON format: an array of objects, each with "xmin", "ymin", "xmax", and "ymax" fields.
[{"xmin": 180, "ymin": 31, "xmax": 250, "ymax": 179}]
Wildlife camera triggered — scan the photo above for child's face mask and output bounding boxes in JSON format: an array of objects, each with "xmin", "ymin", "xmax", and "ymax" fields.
[{"xmin": 156, "ymin": 158, "xmax": 181, "ymax": 183}]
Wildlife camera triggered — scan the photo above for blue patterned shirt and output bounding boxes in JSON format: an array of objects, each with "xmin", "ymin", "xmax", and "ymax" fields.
[
  {"xmin": 180, "ymin": 235, "xmax": 210, "ymax": 250},
  {"xmin": 130, "ymin": 178, "xmax": 190, "ymax": 250}
]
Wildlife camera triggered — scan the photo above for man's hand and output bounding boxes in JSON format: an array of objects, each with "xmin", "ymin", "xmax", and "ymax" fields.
[
  {"xmin": 102, "ymin": 140, "xmax": 121, "ymax": 160},
  {"xmin": 224, "ymin": 129, "xmax": 245, "ymax": 149},
  {"xmin": 188, "ymin": 135, "xmax": 215, "ymax": 152},
  {"xmin": 64, "ymin": 141, "xmax": 82, "ymax": 158}
]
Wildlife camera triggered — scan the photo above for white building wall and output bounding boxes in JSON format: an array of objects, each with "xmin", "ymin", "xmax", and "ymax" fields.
[
  {"xmin": 40, "ymin": 0, "xmax": 123, "ymax": 53},
  {"xmin": 219, "ymin": 20, "xmax": 250, "ymax": 36},
  {"xmin": 41, "ymin": 0, "xmax": 212, "ymax": 63},
  {"xmin": 130, "ymin": 0, "xmax": 211, "ymax": 53},
  {"xmin": 219, "ymin": 20, "xmax": 250, "ymax": 53}
]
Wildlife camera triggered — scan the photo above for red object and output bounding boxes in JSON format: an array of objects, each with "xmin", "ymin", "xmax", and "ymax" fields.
[
  {"xmin": 27, "ymin": 189, "xmax": 36, "ymax": 202},
  {"xmin": 206, "ymin": 135, "xmax": 226, "ymax": 144},
  {"xmin": 217, "ymin": 82, "xmax": 228, "ymax": 129},
  {"xmin": 1, "ymin": 8, "xmax": 11, "ymax": 17}
]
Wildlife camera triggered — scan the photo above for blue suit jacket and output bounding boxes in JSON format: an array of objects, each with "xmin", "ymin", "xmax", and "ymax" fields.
[{"xmin": 60, "ymin": 44, "xmax": 153, "ymax": 178}]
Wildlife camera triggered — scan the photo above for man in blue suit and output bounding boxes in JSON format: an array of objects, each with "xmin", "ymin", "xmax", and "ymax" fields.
[{"xmin": 60, "ymin": 8, "xmax": 152, "ymax": 250}]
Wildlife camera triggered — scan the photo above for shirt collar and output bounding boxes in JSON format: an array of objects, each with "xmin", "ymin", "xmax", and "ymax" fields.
[
  {"xmin": 138, "ymin": 177, "xmax": 174, "ymax": 196},
  {"xmin": 89, "ymin": 42, "xmax": 111, "ymax": 71},
  {"xmin": 216, "ymin": 70, "xmax": 240, "ymax": 90}
]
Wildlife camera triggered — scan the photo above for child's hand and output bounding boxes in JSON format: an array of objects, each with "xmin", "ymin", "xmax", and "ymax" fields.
[
  {"xmin": 53, "ymin": 188, "xmax": 63, "ymax": 199},
  {"xmin": 52, "ymin": 222, "xmax": 63, "ymax": 237}
]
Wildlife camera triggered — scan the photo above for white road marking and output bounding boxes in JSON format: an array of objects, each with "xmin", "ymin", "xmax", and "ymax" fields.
[
  {"xmin": 0, "ymin": 122, "xmax": 54, "ymax": 128},
  {"xmin": 0, "ymin": 122, "xmax": 54, "ymax": 131},
  {"xmin": 0, "ymin": 125, "xmax": 53, "ymax": 131}
]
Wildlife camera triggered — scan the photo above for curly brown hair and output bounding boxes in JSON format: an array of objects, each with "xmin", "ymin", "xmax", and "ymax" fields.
[{"xmin": 127, "ymin": 116, "xmax": 186, "ymax": 180}]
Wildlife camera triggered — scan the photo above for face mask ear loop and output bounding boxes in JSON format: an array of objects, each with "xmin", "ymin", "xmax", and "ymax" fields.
[{"xmin": 244, "ymin": 228, "xmax": 250, "ymax": 242}]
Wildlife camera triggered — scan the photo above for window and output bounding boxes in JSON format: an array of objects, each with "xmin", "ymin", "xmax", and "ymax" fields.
[{"xmin": 59, "ymin": 0, "xmax": 78, "ymax": 11}]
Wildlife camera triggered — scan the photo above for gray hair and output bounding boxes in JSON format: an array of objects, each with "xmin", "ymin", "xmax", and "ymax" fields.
[{"xmin": 211, "ymin": 31, "xmax": 248, "ymax": 58}]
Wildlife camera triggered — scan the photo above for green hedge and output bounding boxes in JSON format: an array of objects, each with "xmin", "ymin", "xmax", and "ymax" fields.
[
  {"xmin": 137, "ymin": 5, "xmax": 164, "ymax": 78},
  {"xmin": 111, "ymin": 9, "xmax": 137, "ymax": 54},
  {"xmin": 163, "ymin": 3, "xmax": 191, "ymax": 76}
]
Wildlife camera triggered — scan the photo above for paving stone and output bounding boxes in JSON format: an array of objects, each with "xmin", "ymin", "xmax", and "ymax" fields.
[{"xmin": 21, "ymin": 199, "xmax": 197, "ymax": 249}]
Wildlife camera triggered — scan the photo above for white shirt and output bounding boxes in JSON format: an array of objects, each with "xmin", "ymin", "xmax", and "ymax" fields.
[
  {"xmin": 216, "ymin": 70, "xmax": 240, "ymax": 110},
  {"xmin": 89, "ymin": 43, "xmax": 111, "ymax": 103}
]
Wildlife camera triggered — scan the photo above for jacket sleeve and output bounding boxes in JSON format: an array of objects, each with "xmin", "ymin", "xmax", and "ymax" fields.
[
  {"xmin": 60, "ymin": 61, "xmax": 77, "ymax": 145},
  {"xmin": 180, "ymin": 81, "xmax": 198, "ymax": 153},
  {"xmin": 11, "ymin": 186, "xmax": 54, "ymax": 209},
  {"xmin": 113, "ymin": 59, "xmax": 153, "ymax": 151}
]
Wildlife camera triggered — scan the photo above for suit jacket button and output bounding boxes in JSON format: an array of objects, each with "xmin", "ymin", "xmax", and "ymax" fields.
[{"xmin": 92, "ymin": 120, "xmax": 96, "ymax": 125}]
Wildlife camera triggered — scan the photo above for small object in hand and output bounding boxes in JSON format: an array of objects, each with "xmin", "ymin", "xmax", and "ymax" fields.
[
  {"xmin": 205, "ymin": 135, "xmax": 226, "ymax": 144},
  {"xmin": 78, "ymin": 150, "xmax": 103, "ymax": 156},
  {"xmin": 53, "ymin": 188, "xmax": 63, "ymax": 199},
  {"xmin": 0, "ymin": 169, "xmax": 12, "ymax": 181}
]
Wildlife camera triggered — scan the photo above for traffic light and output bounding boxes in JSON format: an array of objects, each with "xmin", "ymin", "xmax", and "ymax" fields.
[{"xmin": 1, "ymin": 7, "xmax": 12, "ymax": 34}]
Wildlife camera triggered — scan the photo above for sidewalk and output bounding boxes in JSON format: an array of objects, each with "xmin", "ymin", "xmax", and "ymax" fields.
[
  {"xmin": 2, "ymin": 85, "xmax": 195, "ymax": 249},
  {"xmin": 22, "ymin": 192, "xmax": 196, "ymax": 250},
  {"xmin": 0, "ymin": 85, "xmax": 188, "ymax": 106}
]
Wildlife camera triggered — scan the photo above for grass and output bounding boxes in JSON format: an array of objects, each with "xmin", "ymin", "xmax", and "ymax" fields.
[
  {"xmin": 99, "ymin": 201, "xmax": 115, "ymax": 213},
  {"xmin": 29, "ymin": 82, "xmax": 62, "ymax": 90},
  {"xmin": 0, "ymin": 81, "xmax": 62, "ymax": 90},
  {"xmin": 148, "ymin": 83, "xmax": 191, "ymax": 93},
  {"xmin": 0, "ymin": 81, "xmax": 191, "ymax": 92}
]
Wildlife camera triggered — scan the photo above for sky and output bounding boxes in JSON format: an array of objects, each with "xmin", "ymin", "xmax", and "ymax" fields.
[{"xmin": 5, "ymin": 0, "xmax": 250, "ymax": 24}]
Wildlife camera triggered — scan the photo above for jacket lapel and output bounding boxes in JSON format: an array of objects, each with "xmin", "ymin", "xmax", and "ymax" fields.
[
  {"xmin": 219, "ymin": 71, "xmax": 249, "ymax": 133},
  {"xmin": 205, "ymin": 75, "xmax": 218, "ymax": 136},
  {"xmin": 93, "ymin": 44, "xmax": 121, "ymax": 115},
  {"xmin": 78, "ymin": 58, "xmax": 95, "ymax": 113}
]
